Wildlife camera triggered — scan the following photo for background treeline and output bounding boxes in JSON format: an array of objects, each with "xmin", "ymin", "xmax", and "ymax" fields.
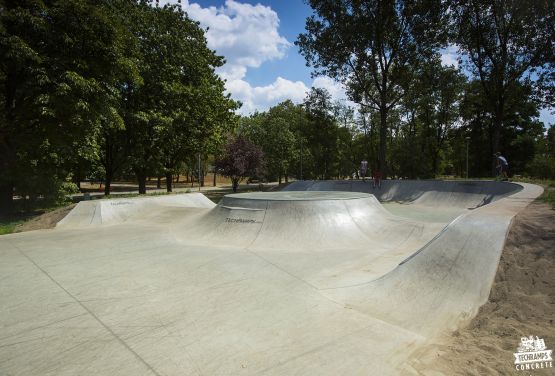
[
  {"xmin": 1, "ymin": 0, "xmax": 554, "ymax": 216},
  {"xmin": 0, "ymin": 0, "xmax": 238, "ymax": 214},
  {"xmin": 240, "ymin": 72, "xmax": 552, "ymax": 183},
  {"xmin": 247, "ymin": 0, "xmax": 553, "ymax": 183}
]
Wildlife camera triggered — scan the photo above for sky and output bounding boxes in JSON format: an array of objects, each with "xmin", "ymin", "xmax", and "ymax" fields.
[{"xmin": 161, "ymin": 0, "xmax": 554, "ymax": 125}]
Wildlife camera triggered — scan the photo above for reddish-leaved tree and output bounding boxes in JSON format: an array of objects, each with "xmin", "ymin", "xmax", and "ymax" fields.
[{"xmin": 216, "ymin": 136, "xmax": 264, "ymax": 192}]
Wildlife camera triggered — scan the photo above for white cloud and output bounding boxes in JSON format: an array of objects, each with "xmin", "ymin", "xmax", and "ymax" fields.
[
  {"xmin": 440, "ymin": 44, "xmax": 459, "ymax": 68},
  {"xmin": 229, "ymin": 77, "xmax": 309, "ymax": 115},
  {"xmin": 160, "ymin": 1, "xmax": 355, "ymax": 115},
  {"xmin": 229, "ymin": 76, "xmax": 357, "ymax": 116},
  {"xmin": 312, "ymin": 77, "xmax": 350, "ymax": 102},
  {"xmin": 176, "ymin": 0, "xmax": 290, "ymax": 81}
]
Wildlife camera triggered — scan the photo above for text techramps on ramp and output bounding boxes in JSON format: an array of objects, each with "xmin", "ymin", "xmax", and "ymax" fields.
[{"xmin": 0, "ymin": 180, "xmax": 542, "ymax": 375}]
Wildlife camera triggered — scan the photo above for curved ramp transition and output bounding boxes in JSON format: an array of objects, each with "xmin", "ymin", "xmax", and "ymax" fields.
[{"xmin": 0, "ymin": 181, "xmax": 542, "ymax": 375}]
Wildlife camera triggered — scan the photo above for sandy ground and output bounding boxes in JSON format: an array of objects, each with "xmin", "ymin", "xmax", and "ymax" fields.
[{"xmin": 413, "ymin": 200, "xmax": 555, "ymax": 375}]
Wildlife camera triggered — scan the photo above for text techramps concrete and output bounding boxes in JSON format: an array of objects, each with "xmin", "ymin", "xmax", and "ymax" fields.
[{"xmin": 0, "ymin": 180, "xmax": 542, "ymax": 375}]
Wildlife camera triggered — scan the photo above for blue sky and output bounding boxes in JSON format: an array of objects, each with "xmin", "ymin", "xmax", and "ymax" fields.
[{"xmin": 162, "ymin": 0, "xmax": 553, "ymax": 125}]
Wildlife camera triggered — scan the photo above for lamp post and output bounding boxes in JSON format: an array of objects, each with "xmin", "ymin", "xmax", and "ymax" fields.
[
  {"xmin": 198, "ymin": 153, "xmax": 201, "ymax": 191},
  {"xmin": 465, "ymin": 136, "xmax": 470, "ymax": 179},
  {"xmin": 298, "ymin": 104, "xmax": 303, "ymax": 181}
]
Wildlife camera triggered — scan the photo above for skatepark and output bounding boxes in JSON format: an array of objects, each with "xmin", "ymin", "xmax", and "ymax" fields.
[{"xmin": 0, "ymin": 180, "xmax": 543, "ymax": 375}]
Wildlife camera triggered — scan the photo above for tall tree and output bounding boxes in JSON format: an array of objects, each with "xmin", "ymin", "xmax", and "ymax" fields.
[
  {"xmin": 303, "ymin": 88, "xmax": 339, "ymax": 179},
  {"xmin": 297, "ymin": 0, "xmax": 447, "ymax": 176},
  {"xmin": 0, "ymin": 0, "xmax": 136, "ymax": 213},
  {"xmin": 241, "ymin": 101, "xmax": 298, "ymax": 183},
  {"xmin": 451, "ymin": 0, "xmax": 555, "ymax": 156},
  {"xmin": 124, "ymin": 2, "xmax": 237, "ymax": 193},
  {"xmin": 399, "ymin": 56, "xmax": 466, "ymax": 176}
]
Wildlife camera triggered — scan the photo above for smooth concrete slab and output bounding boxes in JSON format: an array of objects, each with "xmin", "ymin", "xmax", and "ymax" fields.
[{"xmin": 0, "ymin": 182, "xmax": 542, "ymax": 375}]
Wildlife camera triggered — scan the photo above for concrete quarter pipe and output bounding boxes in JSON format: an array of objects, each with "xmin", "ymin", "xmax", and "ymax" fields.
[{"xmin": 0, "ymin": 180, "xmax": 543, "ymax": 375}]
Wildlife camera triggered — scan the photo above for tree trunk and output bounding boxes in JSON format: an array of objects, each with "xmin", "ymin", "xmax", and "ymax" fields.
[
  {"xmin": 379, "ymin": 106, "xmax": 388, "ymax": 177},
  {"xmin": 165, "ymin": 172, "xmax": 173, "ymax": 192},
  {"xmin": 1, "ymin": 70, "xmax": 17, "ymax": 216},
  {"xmin": 72, "ymin": 172, "xmax": 82, "ymax": 190},
  {"xmin": 232, "ymin": 178, "xmax": 239, "ymax": 192},
  {"xmin": 137, "ymin": 171, "xmax": 147, "ymax": 194},
  {"xmin": 175, "ymin": 174, "xmax": 179, "ymax": 184},
  {"xmin": 213, "ymin": 172, "xmax": 216, "ymax": 187},
  {"xmin": 104, "ymin": 170, "xmax": 112, "ymax": 196},
  {"xmin": 431, "ymin": 152, "xmax": 439, "ymax": 177},
  {"xmin": 491, "ymin": 102, "xmax": 504, "ymax": 176},
  {"xmin": 0, "ymin": 182, "xmax": 14, "ymax": 216},
  {"xmin": 157, "ymin": 175, "xmax": 162, "ymax": 189}
]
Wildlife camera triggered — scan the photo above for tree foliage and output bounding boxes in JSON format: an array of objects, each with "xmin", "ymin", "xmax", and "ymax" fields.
[
  {"xmin": 0, "ymin": 0, "xmax": 237, "ymax": 214},
  {"xmin": 296, "ymin": 0, "xmax": 448, "ymax": 175},
  {"xmin": 216, "ymin": 136, "xmax": 263, "ymax": 192},
  {"xmin": 448, "ymin": 0, "xmax": 553, "ymax": 153},
  {"xmin": 1, "ymin": 0, "xmax": 553, "ymax": 216},
  {"xmin": 0, "ymin": 0, "xmax": 136, "ymax": 213}
]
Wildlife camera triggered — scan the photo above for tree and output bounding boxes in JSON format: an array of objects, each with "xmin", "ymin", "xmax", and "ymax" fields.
[
  {"xmin": 241, "ymin": 101, "xmax": 298, "ymax": 183},
  {"xmin": 124, "ymin": 2, "xmax": 237, "ymax": 193},
  {"xmin": 0, "ymin": 0, "xmax": 137, "ymax": 213},
  {"xmin": 458, "ymin": 79, "xmax": 545, "ymax": 177},
  {"xmin": 396, "ymin": 56, "xmax": 466, "ymax": 177},
  {"xmin": 297, "ymin": 0, "xmax": 447, "ymax": 176},
  {"xmin": 526, "ymin": 126, "xmax": 555, "ymax": 179},
  {"xmin": 451, "ymin": 0, "xmax": 555, "ymax": 157},
  {"xmin": 302, "ymin": 88, "xmax": 339, "ymax": 179},
  {"xmin": 333, "ymin": 100, "xmax": 359, "ymax": 177},
  {"xmin": 216, "ymin": 136, "xmax": 263, "ymax": 192}
]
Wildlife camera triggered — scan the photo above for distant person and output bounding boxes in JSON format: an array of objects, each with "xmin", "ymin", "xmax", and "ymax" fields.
[
  {"xmin": 372, "ymin": 168, "xmax": 382, "ymax": 189},
  {"xmin": 494, "ymin": 152, "xmax": 509, "ymax": 181},
  {"xmin": 360, "ymin": 160, "xmax": 368, "ymax": 182}
]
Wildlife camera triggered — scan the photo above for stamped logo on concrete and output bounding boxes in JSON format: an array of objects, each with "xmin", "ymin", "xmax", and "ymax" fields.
[
  {"xmin": 225, "ymin": 217, "xmax": 256, "ymax": 223},
  {"xmin": 514, "ymin": 336, "xmax": 553, "ymax": 371}
]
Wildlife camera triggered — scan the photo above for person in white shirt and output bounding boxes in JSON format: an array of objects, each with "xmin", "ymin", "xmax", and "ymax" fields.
[{"xmin": 494, "ymin": 152, "xmax": 509, "ymax": 181}]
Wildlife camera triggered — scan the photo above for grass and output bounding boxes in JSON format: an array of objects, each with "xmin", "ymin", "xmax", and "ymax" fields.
[
  {"xmin": 0, "ymin": 218, "xmax": 26, "ymax": 235},
  {"xmin": 0, "ymin": 198, "xmax": 71, "ymax": 236},
  {"xmin": 538, "ymin": 182, "xmax": 555, "ymax": 209},
  {"xmin": 511, "ymin": 177, "xmax": 555, "ymax": 209},
  {"xmin": 541, "ymin": 189, "xmax": 555, "ymax": 209}
]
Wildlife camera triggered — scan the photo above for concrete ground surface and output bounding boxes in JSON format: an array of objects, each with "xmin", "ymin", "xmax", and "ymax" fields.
[{"xmin": 0, "ymin": 180, "xmax": 543, "ymax": 375}]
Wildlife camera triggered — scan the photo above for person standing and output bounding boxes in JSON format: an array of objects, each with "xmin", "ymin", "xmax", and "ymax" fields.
[
  {"xmin": 494, "ymin": 152, "xmax": 509, "ymax": 181},
  {"xmin": 372, "ymin": 168, "xmax": 382, "ymax": 189},
  {"xmin": 360, "ymin": 160, "xmax": 368, "ymax": 182}
]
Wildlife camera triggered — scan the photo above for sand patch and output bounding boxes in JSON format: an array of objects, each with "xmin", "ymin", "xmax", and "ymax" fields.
[{"xmin": 412, "ymin": 200, "xmax": 555, "ymax": 375}]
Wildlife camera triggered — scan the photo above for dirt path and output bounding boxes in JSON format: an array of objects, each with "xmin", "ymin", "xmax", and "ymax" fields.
[
  {"xmin": 13, "ymin": 204, "xmax": 75, "ymax": 233},
  {"xmin": 414, "ymin": 200, "xmax": 555, "ymax": 375}
]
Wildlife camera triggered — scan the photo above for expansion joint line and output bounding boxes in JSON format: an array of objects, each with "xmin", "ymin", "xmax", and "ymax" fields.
[{"xmin": 8, "ymin": 240, "xmax": 162, "ymax": 376}]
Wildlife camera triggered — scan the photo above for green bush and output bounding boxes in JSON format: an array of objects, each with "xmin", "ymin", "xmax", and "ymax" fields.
[{"xmin": 525, "ymin": 155, "xmax": 555, "ymax": 179}]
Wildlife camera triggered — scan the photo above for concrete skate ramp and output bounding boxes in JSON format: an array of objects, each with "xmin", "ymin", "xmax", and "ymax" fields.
[
  {"xmin": 57, "ymin": 193, "xmax": 215, "ymax": 228},
  {"xmin": 284, "ymin": 179, "xmax": 523, "ymax": 208},
  {"xmin": 0, "ymin": 182, "xmax": 542, "ymax": 375},
  {"xmin": 173, "ymin": 192, "xmax": 446, "ymax": 288},
  {"xmin": 281, "ymin": 180, "xmax": 541, "ymax": 337}
]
